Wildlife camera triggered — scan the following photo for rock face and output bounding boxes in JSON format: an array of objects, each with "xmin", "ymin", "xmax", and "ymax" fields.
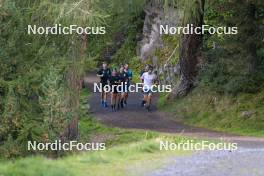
[
  {"xmin": 138, "ymin": 1, "xmax": 163, "ymax": 64},
  {"xmin": 137, "ymin": 1, "xmax": 182, "ymax": 87},
  {"xmin": 138, "ymin": 1, "xmax": 180, "ymax": 66}
]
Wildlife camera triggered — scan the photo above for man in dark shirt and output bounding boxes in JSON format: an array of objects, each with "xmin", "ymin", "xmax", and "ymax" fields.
[
  {"xmin": 97, "ymin": 62, "xmax": 111, "ymax": 108},
  {"xmin": 109, "ymin": 68, "xmax": 120, "ymax": 111},
  {"xmin": 118, "ymin": 66, "xmax": 129, "ymax": 108},
  {"xmin": 123, "ymin": 63, "xmax": 132, "ymax": 106}
]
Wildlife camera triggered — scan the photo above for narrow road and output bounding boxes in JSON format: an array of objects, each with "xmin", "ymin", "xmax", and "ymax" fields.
[
  {"xmin": 86, "ymin": 74, "xmax": 264, "ymax": 176},
  {"xmin": 85, "ymin": 74, "xmax": 264, "ymax": 147}
]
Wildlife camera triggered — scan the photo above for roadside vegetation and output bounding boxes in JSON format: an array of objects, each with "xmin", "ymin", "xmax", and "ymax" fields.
[
  {"xmin": 158, "ymin": 87, "xmax": 264, "ymax": 137},
  {"xmin": 0, "ymin": 90, "xmax": 195, "ymax": 175}
]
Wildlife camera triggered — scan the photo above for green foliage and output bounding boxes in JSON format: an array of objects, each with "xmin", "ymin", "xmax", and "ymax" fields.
[
  {"xmin": 201, "ymin": 0, "xmax": 264, "ymax": 95},
  {"xmin": 39, "ymin": 66, "xmax": 69, "ymax": 139},
  {"xmin": 200, "ymin": 60, "xmax": 264, "ymax": 95},
  {"xmin": 0, "ymin": 0, "xmax": 111, "ymax": 158},
  {"xmin": 111, "ymin": 19, "xmax": 142, "ymax": 64},
  {"xmin": 0, "ymin": 0, "xmax": 147, "ymax": 159}
]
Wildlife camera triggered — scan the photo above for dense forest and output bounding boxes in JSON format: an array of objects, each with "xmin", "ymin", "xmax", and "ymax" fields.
[{"xmin": 0, "ymin": 0, "xmax": 264, "ymax": 162}]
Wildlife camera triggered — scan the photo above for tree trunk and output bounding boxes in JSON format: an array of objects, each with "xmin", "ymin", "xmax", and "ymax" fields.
[
  {"xmin": 67, "ymin": 64, "xmax": 80, "ymax": 140},
  {"xmin": 62, "ymin": 34, "xmax": 88, "ymax": 140},
  {"xmin": 170, "ymin": 0, "xmax": 205, "ymax": 98},
  {"xmin": 67, "ymin": 34, "xmax": 88, "ymax": 140}
]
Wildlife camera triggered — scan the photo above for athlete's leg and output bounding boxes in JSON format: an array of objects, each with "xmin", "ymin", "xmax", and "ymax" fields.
[
  {"xmin": 117, "ymin": 92, "xmax": 121, "ymax": 109},
  {"xmin": 120, "ymin": 92, "xmax": 125, "ymax": 108},
  {"xmin": 113, "ymin": 93, "xmax": 117, "ymax": 111},
  {"xmin": 124, "ymin": 92, "xmax": 128, "ymax": 104},
  {"xmin": 103, "ymin": 92, "xmax": 108, "ymax": 107},
  {"xmin": 101, "ymin": 83, "xmax": 108, "ymax": 107},
  {"xmin": 111, "ymin": 92, "xmax": 115, "ymax": 111},
  {"xmin": 146, "ymin": 93, "xmax": 152, "ymax": 106},
  {"xmin": 100, "ymin": 92, "xmax": 104, "ymax": 106},
  {"xmin": 111, "ymin": 92, "xmax": 114, "ymax": 106},
  {"xmin": 143, "ymin": 94, "xmax": 148, "ymax": 104},
  {"xmin": 124, "ymin": 82, "xmax": 130, "ymax": 105},
  {"xmin": 144, "ymin": 92, "xmax": 152, "ymax": 111},
  {"xmin": 141, "ymin": 90, "xmax": 147, "ymax": 107}
]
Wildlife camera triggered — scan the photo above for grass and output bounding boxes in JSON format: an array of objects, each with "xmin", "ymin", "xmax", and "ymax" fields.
[
  {"xmin": 0, "ymin": 135, "xmax": 195, "ymax": 176},
  {"xmin": 158, "ymin": 88, "xmax": 264, "ymax": 137}
]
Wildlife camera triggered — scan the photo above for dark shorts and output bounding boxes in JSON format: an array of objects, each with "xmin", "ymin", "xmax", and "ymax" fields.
[
  {"xmin": 120, "ymin": 82, "xmax": 129, "ymax": 93},
  {"xmin": 101, "ymin": 82, "xmax": 108, "ymax": 92},
  {"xmin": 143, "ymin": 88, "xmax": 153, "ymax": 95},
  {"xmin": 125, "ymin": 82, "xmax": 130, "ymax": 92},
  {"xmin": 111, "ymin": 85, "xmax": 119, "ymax": 94}
]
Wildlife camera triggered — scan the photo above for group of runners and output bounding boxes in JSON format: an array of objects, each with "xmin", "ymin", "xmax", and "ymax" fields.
[{"xmin": 96, "ymin": 62, "xmax": 157, "ymax": 112}]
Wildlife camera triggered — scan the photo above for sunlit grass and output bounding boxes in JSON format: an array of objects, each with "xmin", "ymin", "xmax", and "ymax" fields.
[{"xmin": 0, "ymin": 136, "xmax": 192, "ymax": 176}]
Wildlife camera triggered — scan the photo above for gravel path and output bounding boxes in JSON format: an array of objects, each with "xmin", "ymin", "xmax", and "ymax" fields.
[
  {"xmin": 86, "ymin": 75, "xmax": 264, "ymax": 145},
  {"xmin": 147, "ymin": 148, "xmax": 264, "ymax": 176}
]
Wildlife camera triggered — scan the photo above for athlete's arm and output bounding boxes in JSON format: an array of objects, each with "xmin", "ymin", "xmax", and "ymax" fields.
[
  {"xmin": 97, "ymin": 69, "xmax": 103, "ymax": 77},
  {"xmin": 128, "ymin": 70, "xmax": 132, "ymax": 81},
  {"xmin": 154, "ymin": 74, "xmax": 158, "ymax": 85},
  {"xmin": 140, "ymin": 72, "xmax": 145, "ymax": 83}
]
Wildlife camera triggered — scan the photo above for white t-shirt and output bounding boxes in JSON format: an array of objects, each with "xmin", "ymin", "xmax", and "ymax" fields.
[{"xmin": 141, "ymin": 72, "xmax": 156, "ymax": 88}]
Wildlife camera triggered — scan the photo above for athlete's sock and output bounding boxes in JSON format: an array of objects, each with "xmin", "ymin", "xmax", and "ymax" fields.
[
  {"xmin": 141, "ymin": 100, "xmax": 145, "ymax": 107},
  {"xmin": 104, "ymin": 101, "xmax": 108, "ymax": 108}
]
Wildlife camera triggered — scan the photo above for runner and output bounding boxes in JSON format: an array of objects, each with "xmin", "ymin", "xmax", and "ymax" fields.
[
  {"xmin": 140, "ymin": 65, "xmax": 157, "ymax": 111},
  {"xmin": 124, "ymin": 63, "xmax": 132, "ymax": 106},
  {"xmin": 139, "ymin": 64, "xmax": 150, "ymax": 107},
  {"xmin": 139, "ymin": 64, "xmax": 150, "ymax": 80},
  {"xmin": 118, "ymin": 65, "xmax": 129, "ymax": 108},
  {"xmin": 96, "ymin": 62, "xmax": 111, "ymax": 108},
  {"xmin": 109, "ymin": 68, "xmax": 120, "ymax": 112}
]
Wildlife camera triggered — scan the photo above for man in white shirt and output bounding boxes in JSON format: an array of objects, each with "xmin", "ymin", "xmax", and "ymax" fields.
[{"xmin": 140, "ymin": 66, "xmax": 157, "ymax": 111}]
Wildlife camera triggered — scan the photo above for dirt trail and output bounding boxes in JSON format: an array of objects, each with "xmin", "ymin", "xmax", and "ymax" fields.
[
  {"xmin": 85, "ymin": 74, "xmax": 264, "ymax": 148},
  {"xmin": 146, "ymin": 148, "xmax": 264, "ymax": 176}
]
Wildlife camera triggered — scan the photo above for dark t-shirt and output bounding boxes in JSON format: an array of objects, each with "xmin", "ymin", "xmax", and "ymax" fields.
[
  {"xmin": 124, "ymin": 69, "xmax": 132, "ymax": 82},
  {"xmin": 109, "ymin": 75, "xmax": 120, "ymax": 86},
  {"xmin": 119, "ymin": 72, "xmax": 129, "ymax": 83},
  {"xmin": 97, "ymin": 68, "xmax": 111, "ymax": 83},
  {"xmin": 109, "ymin": 75, "xmax": 120, "ymax": 93}
]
